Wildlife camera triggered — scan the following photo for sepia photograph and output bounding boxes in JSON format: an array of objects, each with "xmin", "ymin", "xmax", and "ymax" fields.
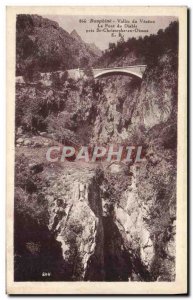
[{"xmin": 6, "ymin": 6, "xmax": 187, "ymax": 294}]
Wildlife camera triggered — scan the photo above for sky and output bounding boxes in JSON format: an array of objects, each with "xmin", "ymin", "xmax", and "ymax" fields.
[{"xmin": 44, "ymin": 15, "xmax": 177, "ymax": 50}]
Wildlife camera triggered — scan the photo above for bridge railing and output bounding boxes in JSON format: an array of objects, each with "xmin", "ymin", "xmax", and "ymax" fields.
[
  {"xmin": 93, "ymin": 65, "xmax": 147, "ymax": 71},
  {"xmin": 68, "ymin": 65, "xmax": 147, "ymax": 72}
]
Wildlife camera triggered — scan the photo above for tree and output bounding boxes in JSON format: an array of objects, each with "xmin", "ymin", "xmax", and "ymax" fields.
[
  {"xmin": 23, "ymin": 61, "xmax": 41, "ymax": 83},
  {"xmin": 83, "ymin": 65, "xmax": 94, "ymax": 78},
  {"xmin": 109, "ymin": 42, "xmax": 116, "ymax": 51},
  {"xmin": 80, "ymin": 56, "xmax": 94, "ymax": 79},
  {"xmin": 51, "ymin": 71, "xmax": 68, "ymax": 89},
  {"xmin": 80, "ymin": 57, "xmax": 89, "ymax": 68}
]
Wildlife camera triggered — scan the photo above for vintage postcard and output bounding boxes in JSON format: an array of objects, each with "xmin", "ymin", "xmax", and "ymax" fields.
[{"xmin": 6, "ymin": 6, "xmax": 187, "ymax": 294}]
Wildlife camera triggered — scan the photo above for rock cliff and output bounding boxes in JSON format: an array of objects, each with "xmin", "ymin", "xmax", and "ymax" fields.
[
  {"xmin": 14, "ymin": 19, "xmax": 178, "ymax": 282},
  {"xmin": 16, "ymin": 14, "xmax": 101, "ymax": 75}
]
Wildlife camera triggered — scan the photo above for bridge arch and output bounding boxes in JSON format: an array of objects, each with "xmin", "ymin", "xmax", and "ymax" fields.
[{"xmin": 94, "ymin": 69, "xmax": 143, "ymax": 79}]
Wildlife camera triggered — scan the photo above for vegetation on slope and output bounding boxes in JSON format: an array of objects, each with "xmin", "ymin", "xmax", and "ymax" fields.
[
  {"xmin": 16, "ymin": 14, "xmax": 101, "ymax": 75},
  {"xmin": 95, "ymin": 21, "xmax": 178, "ymax": 67}
]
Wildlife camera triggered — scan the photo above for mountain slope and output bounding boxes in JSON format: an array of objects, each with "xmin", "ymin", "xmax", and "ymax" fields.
[
  {"xmin": 70, "ymin": 29, "xmax": 83, "ymax": 43},
  {"xmin": 94, "ymin": 21, "xmax": 178, "ymax": 68},
  {"xmin": 86, "ymin": 43, "xmax": 102, "ymax": 57},
  {"xmin": 16, "ymin": 14, "xmax": 101, "ymax": 75},
  {"xmin": 70, "ymin": 29, "xmax": 102, "ymax": 57}
]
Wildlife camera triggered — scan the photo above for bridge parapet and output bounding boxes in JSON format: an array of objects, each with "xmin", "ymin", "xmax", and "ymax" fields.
[
  {"xmin": 93, "ymin": 65, "xmax": 147, "ymax": 79},
  {"xmin": 67, "ymin": 65, "xmax": 147, "ymax": 80}
]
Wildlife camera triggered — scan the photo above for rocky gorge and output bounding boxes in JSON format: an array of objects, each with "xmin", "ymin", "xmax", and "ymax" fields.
[{"xmin": 14, "ymin": 16, "xmax": 178, "ymax": 282}]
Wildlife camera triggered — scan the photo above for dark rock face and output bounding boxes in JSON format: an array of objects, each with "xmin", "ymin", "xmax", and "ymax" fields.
[
  {"xmin": 14, "ymin": 212, "xmax": 67, "ymax": 281},
  {"xmin": 103, "ymin": 216, "xmax": 132, "ymax": 281}
]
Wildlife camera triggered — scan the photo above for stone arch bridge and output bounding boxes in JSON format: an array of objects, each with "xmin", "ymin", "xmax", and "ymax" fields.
[
  {"xmin": 68, "ymin": 65, "xmax": 147, "ymax": 80},
  {"xmin": 16, "ymin": 65, "xmax": 147, "ymax": 85}
]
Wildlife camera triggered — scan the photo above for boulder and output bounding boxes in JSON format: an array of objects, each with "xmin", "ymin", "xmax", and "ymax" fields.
[
  {"xmin": 109, "ymin": 163, "xmax": 122, "ymax": 173},
  {"xmin": 29, "ymin": 162, "xmax": 44, "ymax": 174},
  {"xmin": 16, "ymin": 126, "xmax": 23, "ymax": 135},
  {"xmin": 33, "ymin": 142, "xmax": 42, "ymax": 148},
  {"xmin": 16, "ymin": 138, "xmax": 24, "ymax": 144},
  {"xmin": 39, "ymin": 132, "xmax": 47, "ymax": 137},
  {"xmin": 43, "ymin": 142, "xmax": 50, "ymax": 147},
  {"xmin": 24, "ymin": 139, "xmax": 32, "ymax": 146}
]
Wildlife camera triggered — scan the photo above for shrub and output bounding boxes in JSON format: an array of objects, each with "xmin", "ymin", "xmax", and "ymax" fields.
[
  {"xmin": 50, "ymin": 71, "xmax": 68, "ymax": 89},
  {"xmin": 23, "ymin": 61, "xmax": 41, "ymax": 83}
]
